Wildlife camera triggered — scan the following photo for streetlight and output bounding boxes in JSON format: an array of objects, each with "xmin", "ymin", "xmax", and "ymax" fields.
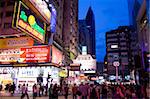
[{"xmin": 113, "ymin": 61, "xmax": 120, "ymax": 82}]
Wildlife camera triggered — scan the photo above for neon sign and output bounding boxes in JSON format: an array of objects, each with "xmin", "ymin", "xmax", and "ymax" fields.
[{"xmin": 13, "ymin": 1, "xmax": 46, "ymax": 43}]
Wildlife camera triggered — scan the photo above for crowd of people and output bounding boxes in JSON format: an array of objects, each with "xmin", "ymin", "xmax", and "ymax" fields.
[
  {"xmin": 0, "ymin": 82, "xmax": 149, "ymax": 99},
  {"xmin": 31, "ymin": 82, "xmax": 149, "ymax": 99}
]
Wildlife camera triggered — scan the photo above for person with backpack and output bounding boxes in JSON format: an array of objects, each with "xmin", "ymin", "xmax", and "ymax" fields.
[{"xmin": 88, "ymin": 84, "xmax": 98, "ymax": 99}]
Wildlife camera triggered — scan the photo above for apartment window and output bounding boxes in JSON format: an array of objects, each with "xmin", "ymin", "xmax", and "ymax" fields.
[
  {"xmin": 4, "ymin": 23, "xmax": 11, "ymax": 28},
  {"xmin": 5, "ymin": 11, "xmax": 13, "ymax": 17}
]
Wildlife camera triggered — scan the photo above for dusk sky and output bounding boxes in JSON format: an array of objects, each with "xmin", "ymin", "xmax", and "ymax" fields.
[{"xmin": 79, "ymin": 0, "xmax": 130, "ymax": 62}]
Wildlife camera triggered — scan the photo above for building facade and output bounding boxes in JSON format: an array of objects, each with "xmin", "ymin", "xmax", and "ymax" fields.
[
  {"xmin": 106, "ymin": 26, "xmax": 134, "ymax": 81},
  {"xmin": 0, "ymin": 0, "xmax": 23, "ymax": 37},
  {"xmin": 127, "ymin": 0, "xmax": 149, "ymax": 85},
  {"xmin": 63, "ymin": 0, "xmax": 79, "ymax": 59}
]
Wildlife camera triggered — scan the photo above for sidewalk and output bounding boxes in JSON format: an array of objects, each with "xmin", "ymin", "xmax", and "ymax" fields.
[{"xmin": 0, "ymin": 91, "xmax": 72, "ymax": 99}]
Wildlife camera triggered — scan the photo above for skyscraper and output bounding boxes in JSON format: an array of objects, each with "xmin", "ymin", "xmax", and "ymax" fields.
[
  {"xmin": 78, "ymin": 7, "xmax": 96, "ymax": 58},
  {"xmin": 86, "ymin": 7, "xmax": 96, "ymax": 58},
  {"xmin": 106, "ymin": 26, "xmax": 134, "ymax": 81},
  {"xmin": 78, "ymin": 20, "xmax": 90, "ymax": 54}
]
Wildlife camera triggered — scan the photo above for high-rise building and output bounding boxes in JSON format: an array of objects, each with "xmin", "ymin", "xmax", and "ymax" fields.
[
  {"xmin": 63, "ymin": 0, "xmax": 79, "ymax": 60},
  {"xmin": 78, "ymin": 7, "xmax": 96, "ymax": 58},
  {"xmin": 78, "ymin": 20, "xmax": 90, "ymax": 54},
  {"xmin": 85, "ymin": 7, "xmax": 96, "ymax": 58},
  {"xmin": 106, "ymin": 26, "xmax": 134, "ymax": 81}
]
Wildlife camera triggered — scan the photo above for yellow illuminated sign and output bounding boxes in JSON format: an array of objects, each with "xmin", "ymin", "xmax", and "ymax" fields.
[
  {"xmin": 13, "ymin": 1, "xmax": 46, "ymax": 43},
  {"xmin": 18, "ymin": 19, "xmax": 43, "ymax": 41},
  {"xmin": 28, "ymin": 15, "xmax": 35, "ymax": 25}
]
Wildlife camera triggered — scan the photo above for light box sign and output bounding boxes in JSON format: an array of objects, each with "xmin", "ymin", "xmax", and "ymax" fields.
[
  {"xmin": 0, "ymin": 37, "xmax": 34, "ymax": 49},
  {"xmin": 0, "ymin": 46, "xmax": 50, "ymax": 63},
  {"xmin": 20, "ymin": 46, "xmax": 50, "ymax": 63},
  {"xmin": 13, "ymin": 1, "xmax": 46, "ymax": 43},
  {"xmin": 52, "ymin": 46, "xmax": 63, "ymax": 65},
  {"xmin": 28, "ymin": 0, "xmax": 51, "ymax": 23}
]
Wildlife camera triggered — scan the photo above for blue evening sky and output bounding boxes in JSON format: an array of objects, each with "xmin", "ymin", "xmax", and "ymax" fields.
[{"xmin": 79, "ymin": 0, "xmax": 129, "ymax": 62}]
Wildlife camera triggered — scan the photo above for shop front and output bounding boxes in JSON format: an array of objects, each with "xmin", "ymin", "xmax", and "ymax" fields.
[{"xmin": 0, "ymin": 66, "xmax": 60, "ymax": 91}]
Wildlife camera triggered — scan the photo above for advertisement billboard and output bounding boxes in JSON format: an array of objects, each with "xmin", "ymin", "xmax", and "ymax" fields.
[
  {"xmin": 13, "ymin": 1, "xmax": 47, "ymax": 43},
  {"xmin": 0, "ymin": 37, "xmax": 34, "ymax": 49},
  {"xmin": 20, "ymin": 46, "xmax": 50, "ymax": 63},
  {"xmin": 26, "ymin": 0, "xmax": 51, "ymax": 24},
  {"xmin": 73, "ymin": 54, "xmax": 96, "ymax": 72},
  {"xmin": 0, "ymin": 46, "xmax": 50, "ymax": 63},
  {"xmin": 52, "ymin": 46, "xmax": 63, "ymax": 65}
]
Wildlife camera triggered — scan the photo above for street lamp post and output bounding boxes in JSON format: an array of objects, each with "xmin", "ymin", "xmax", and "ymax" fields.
[{"xmin": 113, "ymin": 61, "xmax": 120, "ymax": 82}]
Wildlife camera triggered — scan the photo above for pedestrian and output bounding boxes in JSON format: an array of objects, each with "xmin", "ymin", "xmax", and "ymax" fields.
[
  {"xmin": 11, "ymin": 82, "xmax": 16, "ymax": 96},
  {"xmin": 52, "ymin": 84, "xmax": 59, "ymax": 99},
  {"xmin": 79, "ymin": 82, "xmax": 87, "ymax": 99},
  {"xmin": 49, "ymin": 84, "xmax": 53, "ymax": 99},
  {"xmin": 88, "ymin": 84, "xmax": 97, "ymax": 99},
  {"xmin": 21, "ymin": 84, "xmax": 26, "ymax": 99},
  {"xmin": 101, "ymin": 84, "xmax": 107, "ymax": 99},
  {"xmin": 72, "ymin": 84, "xmax": 78, "ymax": 99},
  {"xmin": 25, "ymin": 84, "xmax": 29, "ymax": 99},
  {"xmin": 64, "ymin": 84, "xmax": 69, "ymax": 99},
  {"xmin": 37, "ymin": 83, "xmax": 40, "ymax": 97},
  {"xmin": 21, "ymin": 84, "xmax": 29, "ymax": 99},
  {"xmin": 33, "ymin": 84, "xmax": 37, "ymax": 99}
]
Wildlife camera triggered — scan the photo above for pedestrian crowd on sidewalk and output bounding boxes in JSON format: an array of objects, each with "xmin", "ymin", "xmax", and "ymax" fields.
[{"xmin": 0, "ymin": 81, "xmax": 149, "ymax": 99}]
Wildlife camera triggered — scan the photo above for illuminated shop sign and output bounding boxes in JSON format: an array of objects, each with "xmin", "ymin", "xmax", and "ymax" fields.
[
  {"xmin": 21, "ymin": 46, "xmax": 50, "ymax": 63},
  {"xmin": 0, "ymin": 46, "xmax": 50, "ymax": 63},
  {"xmin": 28, "ymin": 0, "xmax": 51, "ymax": 23},
  {"xmin": 52, "ymin": 46, "xmax": 63, "ymax": 65},
  {"xmin": 0, "ymin": 37, "xmax": 34, "ymax": 49},
  {"xmin": 73, "ymin": 54, "xmax": 96, "ymax": 71},
  {"xmin": 13, "ymin": 1, "xmax": 46, "ymax": 43}
]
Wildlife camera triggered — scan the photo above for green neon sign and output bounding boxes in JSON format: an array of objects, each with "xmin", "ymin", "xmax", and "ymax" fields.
[{"xmin": 19, "ymin": 11, "xmax": 45, "ymax": 35}]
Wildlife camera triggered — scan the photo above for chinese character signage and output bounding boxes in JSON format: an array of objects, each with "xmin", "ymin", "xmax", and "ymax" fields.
[
  {"xmin": 13, "ymin": 1, "xmax": 47, "ymax": 43},
  {"xmin": 20, "ymin": 46, "xmax": 50, "ymax": 63},
  {"xmin": 0, "ymin": 46, "xmax": 50, "ymax": 63},
  {"xmin": 0, "ymin": 37, "xmax": 34, "ymax": 49}
]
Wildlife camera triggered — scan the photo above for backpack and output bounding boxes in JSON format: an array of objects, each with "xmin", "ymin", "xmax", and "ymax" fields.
[{"xmin": 90, "ymin": 87, "xmax": 96, "ymax": 97}]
